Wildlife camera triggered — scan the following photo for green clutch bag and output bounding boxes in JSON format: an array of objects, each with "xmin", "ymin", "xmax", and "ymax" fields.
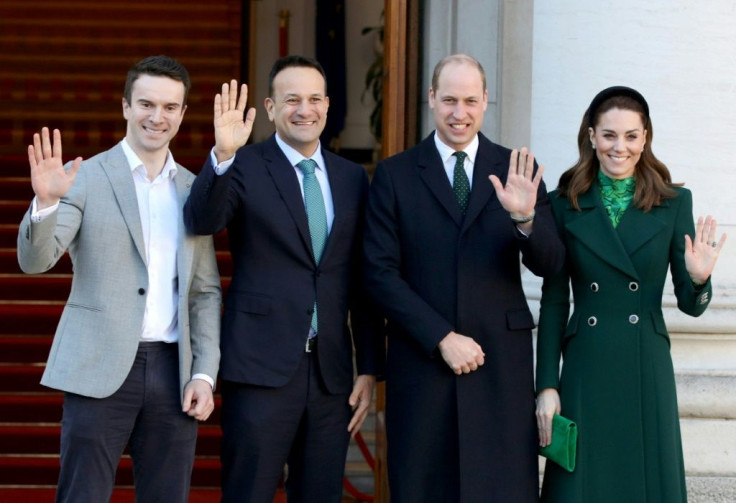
[{"xmin": 539, "ymin": 413, "xmax": 577, "ymax": 472}]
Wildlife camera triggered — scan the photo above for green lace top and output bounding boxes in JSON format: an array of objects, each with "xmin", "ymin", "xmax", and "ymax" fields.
[{"xmin": 598, "ymin": 170, "xmax": 635, "ymax": 228}]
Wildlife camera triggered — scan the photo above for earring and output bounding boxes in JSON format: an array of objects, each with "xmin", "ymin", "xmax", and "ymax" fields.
[
  {"xmin": 591, "ymin": 143, "xmax": 596, "ymax": 150},
  {"xmin": 641, "ymin": 146, "xmax": 645, "ymax": 153}
]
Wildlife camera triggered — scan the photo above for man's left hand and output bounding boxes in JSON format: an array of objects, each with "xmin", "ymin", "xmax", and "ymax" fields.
[
  {"xmin": 347, "ymin": 374, "xmax": 375, "ymax": 437},
  {"xmin": 182, "ymin": 379, "xmax": 215, "ymax": 421},
  {"xmin": 489, "ymin": 147, "xmax": 543, "ymax": 219}
]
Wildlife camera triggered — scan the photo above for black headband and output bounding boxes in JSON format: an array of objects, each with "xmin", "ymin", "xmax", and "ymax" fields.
[{"xmin": 587, "ymin": 86, "xmax": 649, "ymax": 127}]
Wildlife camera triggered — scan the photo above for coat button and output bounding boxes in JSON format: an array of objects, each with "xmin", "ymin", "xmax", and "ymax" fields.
[
  {"xmin": 629, "ymin": 314, "xmax": 639, "ymax": 324},
  {"xmin": 629, "ymin": 281, "xmax": 639, "ymax": 291},
  {"xmin": 587, "ymin": 316, "xmax": 597, "ymax": 326},
  {"xmin": 590, "ymin": 282, "xmax": 599, "ymax": 292},
  {"xmin": 138, "ymin": 288, "xmax": 146, "ymax": 295}
]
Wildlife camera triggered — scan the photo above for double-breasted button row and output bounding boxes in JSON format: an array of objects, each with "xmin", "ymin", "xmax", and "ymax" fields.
[
  {"xmin": 589, "ymin": 281, "xmax": 639, "ymax": 292},
  {"xmin": 586, "ymin": 314, "xmax": 640, "ymax": 326}
]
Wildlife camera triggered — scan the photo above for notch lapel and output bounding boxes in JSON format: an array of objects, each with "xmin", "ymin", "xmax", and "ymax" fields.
[
  {"xmin": 461, "ymin": 135, "xmax": 503, "ymax": 234},
  {"xmin": 616, "ymin": 201, "xmax": 668, "ymax": 256},
  {"xmin": 418, "ymin": 136, "xmax": 463, "ymax": 227},
  {"xmin": 319, "ymin": 154, "xmax": 346, "ymax": 265},
  {"xmin": 564, "ymin": 188, "xmax": 640, "ymax": 279},
  {"xmin": 263, "ymin": 140, "xmax": 315, "ymax": 263},
  {"xmin": 101, "ymin": 145, "xmax": 147, "ymax": 264},
  {"xmin": 174, "ymin": 169, "xmax": 194, "ymax": 286}
]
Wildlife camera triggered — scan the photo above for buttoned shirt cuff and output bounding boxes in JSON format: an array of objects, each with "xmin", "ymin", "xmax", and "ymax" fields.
[
  {"xmin": 210, "ymin": 148, "xmax": 235, "ymax": 175},
  {"xmin": 30, "ymin": 197, "xmax": 59, "ymax": 223},
  {"xmin": 191, "ymin": 373, "xmax": 215, "ymax": 389}
]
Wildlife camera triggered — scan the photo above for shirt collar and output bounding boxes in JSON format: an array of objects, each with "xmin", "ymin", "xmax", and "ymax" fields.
[
  {"xmin": 433, "ymin": 133, "xmax": 479, "ymax": 165},
  {"xmin": 121, "ymin": 138, "xmax": 178, "ymax": 180},
  {"xmin": 274, "ymin": 133, "xmax": 326, "ymax": 171}
]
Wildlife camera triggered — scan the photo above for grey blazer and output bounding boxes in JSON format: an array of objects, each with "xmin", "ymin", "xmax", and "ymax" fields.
[{"xmin": 17, "ymin": 143, "xmax": 221, "ymax": 400}]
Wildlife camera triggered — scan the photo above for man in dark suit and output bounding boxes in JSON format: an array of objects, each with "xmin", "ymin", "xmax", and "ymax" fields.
[
  {"xmin": 364, "ymin": 53, "xmax": 565, "ymax": 502},
  {"xmin": 184, "ymin": 55, "xmax": 383, "ymax": 503}
]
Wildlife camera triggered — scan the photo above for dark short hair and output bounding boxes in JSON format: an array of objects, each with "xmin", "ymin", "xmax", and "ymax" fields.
[
  {"xmin": 268, "ymin": 55, "xmax": 327, "ymax": 97},
  {"xmin": 123, "ymin": 55, "xmax": 191, "ymax": 106},
  {"xmin": 431, "ymin": 54, "xmax": 487, "ymax": 92}
]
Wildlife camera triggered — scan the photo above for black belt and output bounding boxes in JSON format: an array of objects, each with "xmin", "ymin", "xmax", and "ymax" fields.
[
  {"xmin": 305, "ymin": 337, "xmax": 317, "ymax": 353},
  {"xmin": 138, "ymin": 341, "xmax": 176, "ymax": 352}
]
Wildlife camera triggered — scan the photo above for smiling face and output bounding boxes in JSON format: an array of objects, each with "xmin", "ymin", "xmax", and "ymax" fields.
[
  {"xmin": 122, "ymin": 74, "xmax": 186, "ymax": 159},
  {"xmin": 429, "ymin": 61, "xmax": 488, "ymax": 151},
  {"xmin": 264, "ymin": 66, "xmax": 329, "ymax": 157},
  {"xmin": 589, "ymin": 107, "xmax": 647, "ymax": 179}
]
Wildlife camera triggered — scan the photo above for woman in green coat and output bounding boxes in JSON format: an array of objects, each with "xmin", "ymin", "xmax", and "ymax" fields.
[{"xmin": 535, "ymin": 86, "xmax": 726, "ymax": 503}]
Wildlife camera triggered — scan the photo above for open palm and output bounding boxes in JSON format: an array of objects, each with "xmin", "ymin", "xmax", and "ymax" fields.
[
  {"xmin": 28, "ymin": 127, "xmax": 82, "ymax": 209},
  {"xmin": 685, "ymin": 215, "xmax": 726, "ymax": 284},
  {"xmin": 213, "ymin": 80, "xmax": 257, "ymax": 162},
  {"xmin": 489, "ymin": 147, "xmax": 543, "ymax": 217}
]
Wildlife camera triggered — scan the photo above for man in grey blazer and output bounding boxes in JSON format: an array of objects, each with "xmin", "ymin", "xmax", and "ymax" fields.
[{"xmin": 16, "ymin": 55, "xmax": 221, "ymax": 503}]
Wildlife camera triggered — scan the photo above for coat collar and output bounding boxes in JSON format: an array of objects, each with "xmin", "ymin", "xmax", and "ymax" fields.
[
  {"xmin": 563, "ymin": 182, "xmax": 668, "ymax": 279},
  {"xmin": 417, "ymin": 132, "xmax": 505, "ymax": 232}
]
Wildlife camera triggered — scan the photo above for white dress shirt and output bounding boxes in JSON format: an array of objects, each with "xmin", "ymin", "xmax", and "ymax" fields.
[{"xmin": 120, "ymin": 139, "xmax": 180, "ymax": 344}]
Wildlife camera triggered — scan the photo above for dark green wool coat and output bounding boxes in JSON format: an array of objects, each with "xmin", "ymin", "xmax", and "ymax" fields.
[{"xmin": 536, "ymin": 183, "xmax": 711, "ymax": 503}]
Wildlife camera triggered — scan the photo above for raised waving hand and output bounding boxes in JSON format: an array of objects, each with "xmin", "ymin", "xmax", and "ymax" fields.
[
  {"xmin": 685, "ymin": 215, "xmax": 726, "ymax": 285},
  {"xmin": 28, "ymin": 127, "xmax": 82, "ymax": 210},
  {"xmin": 489, "ymin": 147, "xmax": 544, "ymax": 219},
  {"xmin": 213, "ymin": 79, "xmax": 257, "ymax": 163}
]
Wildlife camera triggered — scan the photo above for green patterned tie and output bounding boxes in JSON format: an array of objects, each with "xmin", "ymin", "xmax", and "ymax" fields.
[
  {"xmin": 297, "ymin": 159, "xmax": 327, "ymax": 334},
  {"xmin": 453, "ymin": 151, "xmax": 470, "ymax": 214}
]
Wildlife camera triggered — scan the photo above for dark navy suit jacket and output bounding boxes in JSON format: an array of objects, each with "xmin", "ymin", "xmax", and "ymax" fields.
[{"xmin": 185, "ymin": 134, "xmax": 383, "ymax": 394}]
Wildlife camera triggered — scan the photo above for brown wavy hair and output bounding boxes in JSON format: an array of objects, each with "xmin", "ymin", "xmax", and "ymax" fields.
[{"xmin": 558, "ymin": 95, "xmax": 680, "ymax": 211}]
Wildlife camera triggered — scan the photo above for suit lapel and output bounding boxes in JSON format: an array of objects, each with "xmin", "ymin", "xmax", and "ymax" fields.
[
  {"xmin": 461, "ymin": 134, "xmax": 503, "ymax": 234},
  {"xmin": 263, "ymin": 137, "xmax": 315, "ymax": 263},
  {"xmin": 320, "ymin": 151, "xmax": 346, "ymax": 265},
  {"xmin": 174, "ymin": 167, "xmax": 194, "ymax": 287},
  {"xmin": 564, "ymin": 187, "xmax": 640, "ymax": 279},
  {"xmin": 418, "ymin": 134, "xmax": 464, "ymax": 227},
  {"xmin": 101, "ymin": 144, "xmax": 147, "ymax": 264}
]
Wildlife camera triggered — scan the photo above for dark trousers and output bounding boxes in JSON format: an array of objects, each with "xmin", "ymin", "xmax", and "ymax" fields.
[
  {"xmin": 220, "ymin": 350, "xmax": 352, "ymax": 503},
  {"xmin": 56, "ymin": 342, "xmax": 197, "ymax": 503}
]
